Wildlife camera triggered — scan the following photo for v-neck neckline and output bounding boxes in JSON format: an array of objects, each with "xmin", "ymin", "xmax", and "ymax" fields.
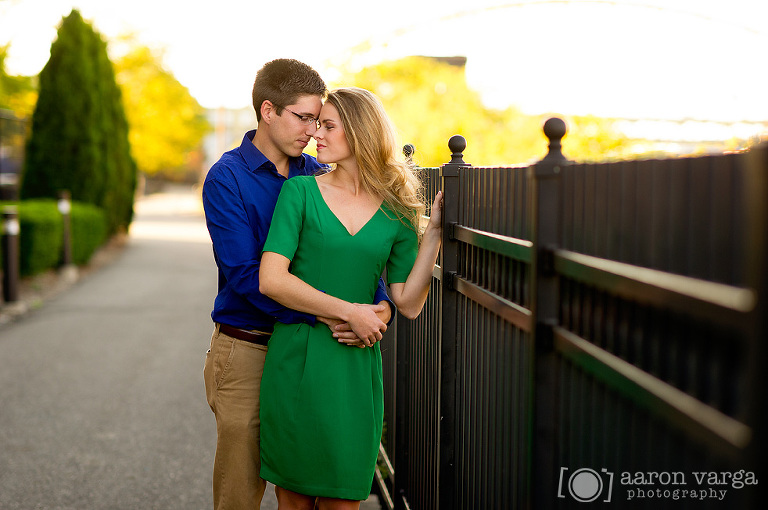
[{"xmin": 311, "ymin": 176, "xmax": 384, "ymax": 237}]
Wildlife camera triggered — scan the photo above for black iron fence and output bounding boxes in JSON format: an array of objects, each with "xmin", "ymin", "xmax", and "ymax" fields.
[{"xmin": 376, "ymin": 119, "xmax": 766, "ymax": 509}]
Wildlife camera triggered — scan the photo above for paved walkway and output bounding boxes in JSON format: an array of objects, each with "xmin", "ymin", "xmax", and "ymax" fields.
[{"xmin": 0, "ymin": 185, "xmax": 381, "ymax": 509}]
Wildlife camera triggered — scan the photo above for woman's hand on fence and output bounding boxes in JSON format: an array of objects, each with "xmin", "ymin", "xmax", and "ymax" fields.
[{"xmin": 427, "ymin": 191, "xmax": 443, "ymax": 233}]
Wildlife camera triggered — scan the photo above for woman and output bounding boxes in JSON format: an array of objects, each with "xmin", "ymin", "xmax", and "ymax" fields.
[{"xmin": 259, "ymin": 87, "xmax": 442, "ymax": 510}]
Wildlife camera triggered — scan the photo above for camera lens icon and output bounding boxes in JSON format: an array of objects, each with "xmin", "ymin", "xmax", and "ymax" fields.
[
  {"xmin": 569, "ymin": 468, "xmax": 603, "ymax": 502},
  {"xmin": 558, "ymin": 467, "xmax": 614, "ymax": 503}
]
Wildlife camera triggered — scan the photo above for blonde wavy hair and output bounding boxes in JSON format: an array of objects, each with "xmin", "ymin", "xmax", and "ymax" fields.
[{"xmin": 326, "ymin": 87, "xmax": 425, "ymax": 231}]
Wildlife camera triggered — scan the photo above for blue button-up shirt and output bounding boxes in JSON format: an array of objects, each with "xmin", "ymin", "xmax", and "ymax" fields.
[{"xmin": 203, "ymin": 130, "xmax": 391, "ymax": 332}]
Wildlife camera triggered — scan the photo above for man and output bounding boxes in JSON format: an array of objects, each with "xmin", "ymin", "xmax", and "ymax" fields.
[{"xmin": 202, "ymin": 59, "xmax": 392, "ymax": 510}]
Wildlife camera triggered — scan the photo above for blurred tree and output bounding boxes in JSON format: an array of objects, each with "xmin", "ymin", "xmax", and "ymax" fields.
[
  {"xmin": 114, "ymin": 42, "xmax": 210, "ymax": 182},
  {"xmin": 335, "ymin": 56, "xmax": 541, "ymax": 167},
  {"xmin": 21, "ymin": 9, "xmax": 136, "ymax": 233},
  {"xmin": 0, "ymin": 44, "xmax": 37, "ymax": 116},
  {"xmin": 560, "ymin": 114, "xmax": 632, "ymax": 162},
  {"xmin": 334, "ymin": 56, "xmax": 629, "ymax": 166}
]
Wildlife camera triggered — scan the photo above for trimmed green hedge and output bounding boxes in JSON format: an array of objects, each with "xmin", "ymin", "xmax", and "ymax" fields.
[
  {"xmin": 18, "ymin": 200, "xmax": 63, "ymax": 276},
  {"xmin": 71, "ymin": 202, "xmax": 108, "ymax": 265},
  {"xmin": 1, "ymin": 199, "xmax": 108, "ymax": 276}
]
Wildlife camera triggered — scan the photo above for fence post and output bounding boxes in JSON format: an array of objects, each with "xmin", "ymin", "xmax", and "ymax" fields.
[
  {"xmin": 437, "ymin": 134, "xmax": 468, "ymax": 510},
  {"xmin": 742, "ymin": 142, "xmax": 768, "ymax": 505},
  {"xmin": 529, "ymin": 118, "xmax": 568, "ymax": 508},
  {"xmin": 2, "ymin": 205, "xmax": 20, "ymax": 303}
]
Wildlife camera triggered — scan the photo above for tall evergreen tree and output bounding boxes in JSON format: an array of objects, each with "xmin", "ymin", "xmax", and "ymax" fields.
[
  {"xmin": 90, "ymin": 25, "xmax": 137, "ymax": 231},
  {"xmin": 21, "ymin": 9, "xmax": 136, "ymax": 233}
]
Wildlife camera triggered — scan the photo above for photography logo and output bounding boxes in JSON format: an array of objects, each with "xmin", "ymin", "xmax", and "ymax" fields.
[{"xmin": 558, "ymin": 467, "xmax": 614, "ymax": 503}]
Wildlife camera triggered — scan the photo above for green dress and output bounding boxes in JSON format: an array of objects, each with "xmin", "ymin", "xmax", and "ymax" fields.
[{"xmin": 260, "ymin": 175, "xmax": 418, "ymax": 500}]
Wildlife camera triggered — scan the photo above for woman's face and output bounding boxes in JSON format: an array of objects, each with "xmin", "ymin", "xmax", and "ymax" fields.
[{"xmin": 314, "ymin": 103, "xmax": 352, "ymax": 165}]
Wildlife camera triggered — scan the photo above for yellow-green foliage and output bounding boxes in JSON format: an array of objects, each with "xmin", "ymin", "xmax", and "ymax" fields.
[
  {"xmin": 334, "ymin": 57, "xmax": 630, "ymax": 166},
  {"xmin": 114, "ymin": 44, "xmax": 211, "ymax": 180},
  {"xmin": 0, "ymin": 45, "xmax": 37, "ymax": 117}
]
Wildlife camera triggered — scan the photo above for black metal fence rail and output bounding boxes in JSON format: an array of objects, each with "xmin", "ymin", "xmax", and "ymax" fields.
[{"xmin": 376, "ymin": 119, "xmax": 766, "ymax": 509}]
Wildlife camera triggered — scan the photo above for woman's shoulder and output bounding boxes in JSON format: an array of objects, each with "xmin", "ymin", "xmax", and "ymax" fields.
[{"xmin": 283, "ymin": 175, "xmax": 316, "ymax": 191}]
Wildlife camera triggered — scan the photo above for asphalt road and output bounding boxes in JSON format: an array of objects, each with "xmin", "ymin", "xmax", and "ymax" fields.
[
  {"xmin": 0, "ymin": 185, "xmax": 382, "ymax": 510},
  {"xmin": 0, "ymin": 186, "xmax": 222, "ymax": 509}
]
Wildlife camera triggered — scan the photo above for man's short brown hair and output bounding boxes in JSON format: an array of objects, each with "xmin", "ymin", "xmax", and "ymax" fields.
[{"xmin": 252, "ymin": 59, "xmax": 327, "ymax": 121}]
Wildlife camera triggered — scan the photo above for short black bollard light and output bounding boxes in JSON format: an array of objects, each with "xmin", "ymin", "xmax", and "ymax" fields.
[
  {"xmin": 2, "ymin": 205, "xmax": 20, "ymax": 303},
  {"xmin": 58, "ymin": 190, "xmax": 73, "ymax": 268}
]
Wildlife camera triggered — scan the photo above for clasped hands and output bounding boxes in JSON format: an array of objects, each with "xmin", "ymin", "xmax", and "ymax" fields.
[{"xmin": 317, "ymin": 302, "xmax": 390, "ymax": 349}]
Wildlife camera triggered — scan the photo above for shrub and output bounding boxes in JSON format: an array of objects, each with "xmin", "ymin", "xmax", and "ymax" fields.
[
  {"xmin": 17, "ymin": 200, "xmax": 62, "ymax": 276},
  {"xmin": 71, "ymin": 202, "xmax": 107, "ymax": 265},
  {"xmin": 1, "ymin": 199, "xmax": 108, "ymax": 276}
]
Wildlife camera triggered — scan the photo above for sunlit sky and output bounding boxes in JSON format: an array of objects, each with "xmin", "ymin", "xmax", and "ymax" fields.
[{"xmin": 1, "ymin": 0, "xmax": 767, "ymax": 124}]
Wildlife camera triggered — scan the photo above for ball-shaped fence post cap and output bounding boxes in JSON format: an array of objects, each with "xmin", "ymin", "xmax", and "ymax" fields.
[
  {"xmin": 543, "ymin": 117, "xmax": 567, "ymax": 142},
  {"xmin": 448, "ymin": 135, "xmax": 467, "ymax": 164},
  {"xmin": 449, "ymin": 135, "xmax": 466, "ymax": 154},
  {"xmin": 541, "ymin": 117, "xmax": 568, "ymax": 162},
  {"xmin": 403, "ymin": 144, "xmax": 415, "ymax": 158}
]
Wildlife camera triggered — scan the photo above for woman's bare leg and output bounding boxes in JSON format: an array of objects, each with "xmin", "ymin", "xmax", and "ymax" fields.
[
  {"xmin": 316, "ymin": 497, "xmax": 361, "ymax": 510},
  {"xmin": 275, "ymin": 486, "xmax": 317, "ymax": 510}
]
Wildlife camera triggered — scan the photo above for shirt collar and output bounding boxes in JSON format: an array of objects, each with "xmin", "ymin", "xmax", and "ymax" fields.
[{"xmin": 240, "ymin": 129, "xmax": 307, "ymax": 173}]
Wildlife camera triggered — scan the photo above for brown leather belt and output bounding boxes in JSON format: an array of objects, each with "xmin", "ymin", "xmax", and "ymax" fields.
[{"xmin": 218, "ymin": 323, "xmax": 271, "ymax": 346}]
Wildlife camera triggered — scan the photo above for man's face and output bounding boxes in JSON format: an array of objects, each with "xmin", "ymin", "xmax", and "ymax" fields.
[{"xmin": 269, "ymin": 94, "xmax": 322, "ymax": 158}]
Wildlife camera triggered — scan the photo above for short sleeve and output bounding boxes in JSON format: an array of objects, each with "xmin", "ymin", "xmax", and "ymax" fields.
[
  {"xmin": 263, "ymin": 178, "xmax": 305, "ymax": 261},
  {"xmin": 386, "ymin": 220, "xmax": 419, "ymax": 284}
]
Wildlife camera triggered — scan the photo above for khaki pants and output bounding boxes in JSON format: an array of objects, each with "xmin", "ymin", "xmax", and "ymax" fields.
[{"xmin": 204, "ymin": 324, "xmax": 269, "ymax": 510}]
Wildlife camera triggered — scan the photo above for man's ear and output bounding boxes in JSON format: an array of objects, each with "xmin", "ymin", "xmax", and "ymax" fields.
[{"xmin": 260, "ymin": 100, "xmax": 276, "ymax": 124}]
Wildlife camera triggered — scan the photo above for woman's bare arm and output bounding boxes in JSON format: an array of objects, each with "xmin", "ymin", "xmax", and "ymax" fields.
[
  {"xmin": 259, "ymin": 252, "xmax": 387, "ymax": 346},
  {"xmin": 389, "ymin": 192, "xmax": 443, "ymax": 319}
]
